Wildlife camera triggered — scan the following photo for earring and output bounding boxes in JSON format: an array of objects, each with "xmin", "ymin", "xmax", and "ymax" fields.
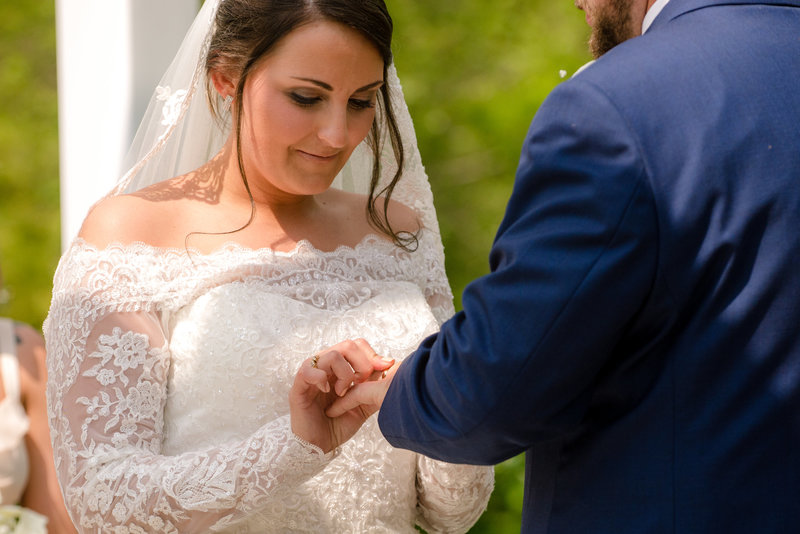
[{"xmin": 222, "ymin": 95, "xmax": 233, "ymax": 112}]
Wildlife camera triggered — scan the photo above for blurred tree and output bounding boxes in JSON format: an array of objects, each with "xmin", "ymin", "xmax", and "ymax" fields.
[
  {"xmin": 0, "ymin": 0, "xmax": 60, "ymax": 327},
  {"xmin": 388, "ymin": 0, "xmax": 590, "ymax": 304}
]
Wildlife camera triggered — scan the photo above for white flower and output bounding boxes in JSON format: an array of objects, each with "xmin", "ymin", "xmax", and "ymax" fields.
[
  {"xmin": 86, "ymin": 481, "xmax": 113, "ymax": 514},
  {"xmin": 96, "ymin": 328, "xmax": 149, "ymax": 373},
  {"xmin": 112, "ymin": 502, "xmax": 128, "ymax": 522},
  {"xmin": 96, "ymin": 368, "xmax": 117, "ymax": 386},
  {"xmin": 0, "ymin": 506, "xmax": 48, "ymax": 534},
  {"xmin": 147, "ymin": 516, "xmax": 166, "ymax": 530},
  {"xmin": 111, "ymin": 431, "xmax": 131, "ymax": 448},
  {"xmin": 125, "ymin": 381, "xmax": 163, "ymax": 422}
]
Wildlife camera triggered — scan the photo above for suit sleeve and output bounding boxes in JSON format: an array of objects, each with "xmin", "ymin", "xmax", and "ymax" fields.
[{"xmin": 379, "ymin": 79, "xmax": 660, "ymax": 464}]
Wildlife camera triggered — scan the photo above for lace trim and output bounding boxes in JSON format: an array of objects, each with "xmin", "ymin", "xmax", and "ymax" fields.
[{"xmin": 52, "ymin": 231, "xmax": 453, "ymax": 319}]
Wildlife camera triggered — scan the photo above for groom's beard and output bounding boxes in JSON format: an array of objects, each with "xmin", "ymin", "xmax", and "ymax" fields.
[{"xmin": 589, "ymin": 0, "xmax": 641, "ymax": 58}]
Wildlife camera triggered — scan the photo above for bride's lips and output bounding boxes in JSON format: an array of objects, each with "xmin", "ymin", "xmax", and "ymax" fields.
[{"xmin": 296, "ymin": 149, "xmax": 340, "ymax": 162}]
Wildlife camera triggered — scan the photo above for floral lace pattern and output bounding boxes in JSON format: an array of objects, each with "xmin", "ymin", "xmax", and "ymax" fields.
[
  {"xmin": 45, "ymin": 233, "xmax": 492, "ymax": 533},
  {"xmin": 155, "ymin": 86, "xmax": 188, "ymax": 129}
]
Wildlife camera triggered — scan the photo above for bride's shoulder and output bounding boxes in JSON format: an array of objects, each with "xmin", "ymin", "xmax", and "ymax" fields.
[
  {"xmin": 380, "ymin": 196, "xmax": 420, "ymax": 234},
  {"xmin": 331, "ymin": 189, "xmax": 420, "ymax": 234},
  {"xmin": 78, "ymin": 195, "xmax": 143, "ymax": 248},
  {"xmin": 78, "ymin": 178, "xmax": 192, "ymax": 248}
]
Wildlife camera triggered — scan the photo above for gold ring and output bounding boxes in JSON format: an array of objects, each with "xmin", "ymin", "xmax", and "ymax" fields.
[{"xmin": 311, "ymin": 354, "xmax": 320, "ymax": 368}]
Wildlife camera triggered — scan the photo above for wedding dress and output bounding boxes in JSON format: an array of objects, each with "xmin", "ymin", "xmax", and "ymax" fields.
[{"xmin": 45, "ymin": 231, "xmax": 492, "ymax": 533}]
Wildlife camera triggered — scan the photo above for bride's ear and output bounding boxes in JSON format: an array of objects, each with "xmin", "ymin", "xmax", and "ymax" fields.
[{"xmin": 210, "ymin": 68, "xmax": 237, "ymax": 101}]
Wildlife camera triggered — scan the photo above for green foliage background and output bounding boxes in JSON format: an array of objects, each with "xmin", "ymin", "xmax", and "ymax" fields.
[
  {"xmin": 0, "ymin": 0, "xmax": 590, "ymax": 530},
  {"xmin": 0, "ymin": 0, "xmax": 61, "ymax": 325}
]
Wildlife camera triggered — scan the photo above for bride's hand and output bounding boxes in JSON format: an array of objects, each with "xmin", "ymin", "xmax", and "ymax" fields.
[
  {"xmin": 325, "ymin": 363, "xmax": 397, "ymax": 420},
  {"xmin": 289, "ymin": 338, "xmax": 394, "ymax": 453}
]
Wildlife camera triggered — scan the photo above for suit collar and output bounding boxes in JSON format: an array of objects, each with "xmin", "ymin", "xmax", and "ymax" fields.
[{"xmin": 649, "ymin": 0, "xmax": 800, "ymax": 31}]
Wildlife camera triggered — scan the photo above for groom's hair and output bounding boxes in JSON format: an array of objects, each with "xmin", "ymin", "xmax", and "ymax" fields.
[{"xmin": 205, "ymin": 0, "xmax": 418, "ymax": 252}]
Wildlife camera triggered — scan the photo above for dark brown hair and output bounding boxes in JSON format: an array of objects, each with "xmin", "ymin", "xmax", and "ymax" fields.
[{"xmin": 205, "ymin": 0, "xmax": 416, "ymax": 250}]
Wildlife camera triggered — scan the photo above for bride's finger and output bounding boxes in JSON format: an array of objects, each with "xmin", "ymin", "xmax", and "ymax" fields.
[
  {"xmin": 351, "ymin": 339, "xmax": 395, "ymax": 376},
  {"xmin": 295, "ymin": 356, "xmax": 331, "ymax": 394},
  {"xmin": 316, "ymin": 340, "xmax": 394, "ymax": 385},
  {"xmin": 327, "ymin": 364, "xmax": 398, "ymax": 418},
  {"xmin": 310, "ymin": 350, "xmax": 361, "ymax": 396},
  {"xmin": 325, "ymin": 352, "xmax": 383, "ymax": 396},
  {"xmin": 327, "ymin": 339, "xmax": 395, "ymax": 377},
  {"xmin": 327, "ymin": 353, "xmax": 359, "ymax": 396}
]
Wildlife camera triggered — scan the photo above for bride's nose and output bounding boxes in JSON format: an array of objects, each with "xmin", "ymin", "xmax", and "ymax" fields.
[{"xmin": 316, "ymin": 106, "xmax": 348, "ymax": 149}]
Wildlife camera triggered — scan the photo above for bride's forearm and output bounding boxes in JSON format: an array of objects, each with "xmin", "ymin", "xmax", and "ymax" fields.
[
  {"xmin": 57, "ymin": 415, "xmax": 334, "ymax": 532},
  {"xmin": 415, "ymin": 456, "xmax": 495, "ymax": 534}
]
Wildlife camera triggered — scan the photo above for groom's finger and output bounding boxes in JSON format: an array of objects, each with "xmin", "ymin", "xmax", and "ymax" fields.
[
  {"xmin": 352, "ymin": 338, "xmax": 395, "ymax": 364},
  {"xmin": 348, "ymin": 339, "xmax": 395, "ymax": 379},
  {"xmin": 325, "ymin": 381, "xmax": 383, "ymax": 418}
]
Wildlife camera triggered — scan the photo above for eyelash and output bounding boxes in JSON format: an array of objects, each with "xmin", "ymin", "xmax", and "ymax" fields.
[
  {"xmin": 289, "ymin": 93, "xmax": 375, "ymax": 111},
  {"xmin": 290, "ymin": 93, "xmax": 320, "ymax": 107},
  {"xmin": 349, "ymin": 98, "xmax": 375, "ymax": 110}
]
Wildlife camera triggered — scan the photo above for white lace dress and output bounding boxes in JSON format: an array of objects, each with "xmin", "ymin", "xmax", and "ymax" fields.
[{"xmin": 44, "ymin": 231, "xmax": 493, "ymax": 534}]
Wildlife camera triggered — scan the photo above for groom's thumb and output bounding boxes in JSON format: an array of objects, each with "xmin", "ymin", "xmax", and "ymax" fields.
[
  {"xmin": 326, "ymin": 382, "xmax": 383, "ymax": 418},
  {"xmin": 372, "ymin": 354, "xmax": 395, "ymax": 371}
]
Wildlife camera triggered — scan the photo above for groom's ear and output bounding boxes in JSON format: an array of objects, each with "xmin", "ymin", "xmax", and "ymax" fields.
[{"xmin": 209, "ymin": 68, "xmax": 237, "ymax": 100}]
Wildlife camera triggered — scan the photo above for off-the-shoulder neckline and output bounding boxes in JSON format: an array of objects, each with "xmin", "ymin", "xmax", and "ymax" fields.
[{"xmin": 68, "ymin": 232, "xmax": 412, "ymax": 258}]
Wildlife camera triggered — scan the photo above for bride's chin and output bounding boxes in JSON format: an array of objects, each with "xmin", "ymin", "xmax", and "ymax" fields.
[{"xmin": 283, "ymin": 178, "xmax": 340, "ymax": 199}]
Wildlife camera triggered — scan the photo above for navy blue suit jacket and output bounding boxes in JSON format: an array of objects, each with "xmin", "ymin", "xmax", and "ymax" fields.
[{"xmin": 378, "ymin": 1, "xmax": 800, "ymax": 532}]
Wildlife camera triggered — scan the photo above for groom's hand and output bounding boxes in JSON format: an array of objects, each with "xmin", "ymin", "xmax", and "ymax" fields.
[
  {"xmin": 325, "ymin": 362, "xmax": 397, "ymax": 419},
  {"xmin": 289, "ymin": 339, "xmax": 394, "ymax": 453}
]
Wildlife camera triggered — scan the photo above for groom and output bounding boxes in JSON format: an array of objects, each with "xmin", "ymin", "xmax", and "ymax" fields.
[{"xmin": 325, "ymin": 0, "xmax": 800, "ymax": 532}]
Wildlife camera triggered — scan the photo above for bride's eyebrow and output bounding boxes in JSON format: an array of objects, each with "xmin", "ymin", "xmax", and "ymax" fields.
[{"xmin": 291, "ymin": 77, "xmax": 384, "ymax": 92}]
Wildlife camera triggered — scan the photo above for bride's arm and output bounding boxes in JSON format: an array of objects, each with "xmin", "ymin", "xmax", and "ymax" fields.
[
  {"xmin": 398, "ymin": 218, "xmax": 494, "ymax": 532},
  {"xmin": 45, "ymin": 263, "xmax": 334, "ymax": 533},
  {"xmin": 415, "ymin": 226, "xmax": 457, "ymax": 326},
  {"xmin": 415, "ymin": 457, "xmax": 494, "ymax": 534}
]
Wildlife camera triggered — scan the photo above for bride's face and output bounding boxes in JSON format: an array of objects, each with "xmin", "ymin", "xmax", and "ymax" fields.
[{"xmin": 236, "ymin": 20, "xmax": 384, "ymax": 201}]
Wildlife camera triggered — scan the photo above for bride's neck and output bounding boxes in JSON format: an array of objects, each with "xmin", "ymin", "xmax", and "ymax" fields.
[{"xmin": 210, "ymin": 146, "xmax": 321, "ymax": 214}]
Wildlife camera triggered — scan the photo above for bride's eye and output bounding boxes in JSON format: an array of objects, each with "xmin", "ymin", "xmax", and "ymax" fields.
[
  {"xmin": 290, "ymin": 93, "xmax": 322, "ymax": 107},
  {"xmin": 349, "ymin": 98, "xmax": 375, "ymax": 111}
]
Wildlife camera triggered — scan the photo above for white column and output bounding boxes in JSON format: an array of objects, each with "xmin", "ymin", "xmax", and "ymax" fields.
[{"xmin": 56, "ymin": 0, "xmax": 198, "ymax": 248}]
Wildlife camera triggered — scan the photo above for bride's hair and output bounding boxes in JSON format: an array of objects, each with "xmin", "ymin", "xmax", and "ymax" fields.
[{"xmin": 204, "ymin": 0, "xmax": 415, "ymax": 250}]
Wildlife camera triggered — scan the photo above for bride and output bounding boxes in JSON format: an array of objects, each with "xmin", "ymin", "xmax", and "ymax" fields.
[{"xmin": 43, "ymin": 0, "xmax": 493, "ymax": 532}]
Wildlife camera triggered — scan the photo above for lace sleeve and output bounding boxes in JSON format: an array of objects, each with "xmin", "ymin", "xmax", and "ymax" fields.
[
  {"xmin": 413, "ymin": 229, "xmax": 456, "ymax": 326},
  {"xmin": 44, "ymin": 250, "xmax": 335, "ymax": 533},
  {"xmin": 415, "ymin": 457, "xmax": 494, "ymax": 534}
]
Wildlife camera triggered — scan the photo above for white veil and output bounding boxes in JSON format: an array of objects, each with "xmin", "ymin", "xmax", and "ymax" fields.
[{"xmin": 111, "ymin": 0, "xmax": 445, "ymax": 244}]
